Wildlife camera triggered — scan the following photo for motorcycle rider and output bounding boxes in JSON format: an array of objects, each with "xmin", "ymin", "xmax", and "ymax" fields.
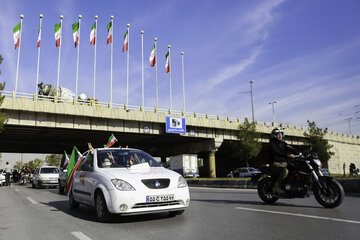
[{"xmin": 269, "ymin": 128, "xmax": 297, "ymax": 195}]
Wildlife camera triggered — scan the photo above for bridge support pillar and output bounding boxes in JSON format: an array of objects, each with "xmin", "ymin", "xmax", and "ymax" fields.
[
  {"xmin": 208, "ymin": 150, "xmax": 217, "ymax": 178},
  {"xmin": 207, "ymin": 138, "xmax": 223, "ymax": 178}
]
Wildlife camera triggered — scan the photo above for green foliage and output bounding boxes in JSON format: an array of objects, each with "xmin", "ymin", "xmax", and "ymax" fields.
[
  {"xmin": 13, "ymin": 161, "xmax": 22, "ymax": 170},
  {"xmin": 0, "ymin": 54, "xmax": 8, "ymax": 132},
  {"xmin": 236, "ymin": 118, "xmax": 262, "ymax": 167},
  {"xmin": 45, "ymin": 154, "xmax": 62, "ymax": 167},
  {"xmin": 303, "ymin": 120, "xmax": 334, "ymax": 162},
  {"xmin": 27, "ymin": 158, "xmax": 44, "ymax": 169}
]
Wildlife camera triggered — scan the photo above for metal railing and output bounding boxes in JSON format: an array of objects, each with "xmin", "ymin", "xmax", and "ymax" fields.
[{"xmin": 0, "ymin": 90, "xmax": 299, "ymax": 130}]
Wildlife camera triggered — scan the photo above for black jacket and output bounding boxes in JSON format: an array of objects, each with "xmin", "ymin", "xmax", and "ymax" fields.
[{"xmin": 269, "ymin": 137, "xmax": 297, "ymax": 164}]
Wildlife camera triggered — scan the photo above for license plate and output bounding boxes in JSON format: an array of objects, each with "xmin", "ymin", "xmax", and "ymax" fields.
[{"xmin": 146, "ymin": 194, "xmax": 174, "ymax": 203}]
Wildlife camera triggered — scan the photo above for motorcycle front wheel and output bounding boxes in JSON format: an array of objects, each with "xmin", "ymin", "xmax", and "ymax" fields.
[
  {"xmin": 257, "ymin": 177, "xmax": 279, "ymax": 204},
  {"xmin": 313, "ymin": 179, "xmax": 344, "ymax": 208}
]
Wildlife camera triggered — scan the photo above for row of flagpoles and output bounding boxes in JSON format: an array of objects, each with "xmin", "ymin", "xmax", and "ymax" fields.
[{"xmin": 12, "ymin": 14, "xmax": 186, "ymax": 111}]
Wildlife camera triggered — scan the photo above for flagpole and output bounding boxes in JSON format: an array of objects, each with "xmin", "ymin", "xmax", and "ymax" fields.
[
  {"xmin": 15, "ymin": 14, "xmax": 24, "ymax": 95},
  {"xmin": 126, "ymin": 23, "xmax": 130, "ymax": 106},
  {"xmin": 110, "ymin": 16, "xmax": 114, "ymax": 106},
  {"xmin": 93, "ymin": 15, "xmax": 98, "ymax": 103},
  {"xmin": 75, "ymin": 15, "xmax": 82, "ymax": 102},
  {"xmin": 141, "ymin": 30, "xmax": 144, "ymax": 108},
  {"xmin": 181, "ymin": 51, "xmax": 186, "ymax": 113},
  {"xmin": 56, "ymin": 15, "xmax": 63, "ymax": 102},
  {"xmin": 36, "ymin": 14, "xmax": 43, "ymax": 100},
  {"xmin": 168, "ymin": 45, "xmax": 172, "ymax": 111},
  {"xmin": 155, "ymin": 37, "xmax": 158, "ymax": 109}
]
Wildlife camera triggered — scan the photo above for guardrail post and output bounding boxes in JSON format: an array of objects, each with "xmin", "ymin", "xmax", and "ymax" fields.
[
  {"xmin": 168, "ymin": 109, "xmax": 172, "ymax": 114},
  {"xmin": 12, "ymin": 91, "xmax": 16, "ymax": 99},
  {"xmin": 182, "ymin": 111, "xmax": 185, "ymax": 116},
  {"xmin": 206, "ymin": 114, "xmax": 209, "ymax": 119},
  {"xmin": 217, "ymin": 115, "xmax": 220, "ymax": 120},
  {"xmin": 108, "ymin": 102, "xmax": 112, "ymax": 108},
  {"xmin": 73, "ymin": 98, "xmax": 76, "ymax": 105},
  {"xmin": 33, "ymin": 94, "xmax": 36, "ymax": 101},
  {"xmin": 124, "ymin": 104, "xmax": 128, "ymax": 111},
  {"xmin": 194, "ymin": 112, "xmax": 197, "ymax": 118},
  {"xmin": 140, "ymin": 106, "xmax": 144, "ymax": 112},
  {"xmin": 154, "ymin": 107, "xmax": 158, "ymax": 113}
]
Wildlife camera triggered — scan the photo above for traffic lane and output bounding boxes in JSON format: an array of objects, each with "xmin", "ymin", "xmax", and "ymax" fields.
[
  {"xmin": 0, "ymin": 185, "xmax": 72, "ymax": 240},
  {"xmin": 2, "ymin": 185, "xmax": 360, "ymax": 240},
  {"xmin": 190, "ymin": 187, "xmax": 360, "ymax": 221},
  {"xmin": 190, "ymin": 187, "xmax": 360, "ymax": 240}
]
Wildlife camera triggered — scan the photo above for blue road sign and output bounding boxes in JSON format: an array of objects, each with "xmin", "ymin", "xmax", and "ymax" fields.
[{"xmin": 166, "ymin": 117, "xmax": 186, "ymax": 134}]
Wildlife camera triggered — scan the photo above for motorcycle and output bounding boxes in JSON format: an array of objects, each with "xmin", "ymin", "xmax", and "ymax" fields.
[
  {"xmin": 19, "ymin": 173, "xmax": 28, "ymax": 186},
  {"xmin": 257, "ymin": 151, "xmax": 344, "ymax": 208}
]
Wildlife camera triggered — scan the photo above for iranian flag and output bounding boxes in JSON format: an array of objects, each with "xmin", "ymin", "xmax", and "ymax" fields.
[
  {"xmin": 149, "ymin": 44, "xmax": 156, "ymax": 67},
  {"xmin": 72, "ymin": 22, "xmax": 80, "ymax": 48},
  {"xmin": 37, "ymin": 25, "xmax": 41, "ymax": 47},
  {"xmin": 106, "ymin": 134, "xmax": 118, "ymax": 147},
  {"xmin": 60, "ymin": 150, "xmax": 70, "ymax": 169},
  {"xmin": 90, "ymin": 23, "xmax": 96, "ymax": 45},
  {"xmin": 165, "ymin": 51, "xmax": 170, "ymax": 73},
  {"xmin": 66, "ymin": 146, "xmax": 83, "ymax": 194},
  {"xmin": 122, "ymin": 30, "xmax": 128, "ymax": 52},
  {"xmin": 54, "ymin": 22, "xmax": 61, "ymax": 47},
  {"xmin": 13, "ymin": 22, "xmax": 21, "ymax": 49},
  {"xmin": 107, "ymin": 21, "xmax": 113, "ymax": 44}
]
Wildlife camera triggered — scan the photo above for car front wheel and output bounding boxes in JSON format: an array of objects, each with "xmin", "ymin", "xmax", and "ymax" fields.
[
  {"xmin": 95, "ymin": 191, "xmax": 112, "ymax": 222},
  {"xmin": 69, "ymin": 192, "xmax": 80, "ymax": 209}
]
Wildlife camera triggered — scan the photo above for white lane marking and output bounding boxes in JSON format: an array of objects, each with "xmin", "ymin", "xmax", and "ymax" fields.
[
  {"xmin": 235, "ymin": 207, "xmax": 360, "ymax": 224},
  {"xmin": 71, "ymin": 231, "xmax": 93, "ymax": 240},
  {"xmin": 15, "ymin": 189, "xmax": 20, "ymax": 192},
  {"xmin": 26, "ymin": 196, "xmax": 38, "ymax": 205}
]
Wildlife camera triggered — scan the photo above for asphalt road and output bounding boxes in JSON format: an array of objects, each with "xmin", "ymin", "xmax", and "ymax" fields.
[{"xmin": 0, "ymin": 184, "xmax": 359, "ymax": 240}]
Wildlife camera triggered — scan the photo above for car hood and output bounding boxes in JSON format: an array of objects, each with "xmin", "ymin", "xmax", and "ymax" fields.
[{"xmin": 99, "ymin": 163, "xmax": 180, "ymax": 180}]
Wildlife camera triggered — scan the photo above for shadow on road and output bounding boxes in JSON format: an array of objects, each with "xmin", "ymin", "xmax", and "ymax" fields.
[
  {"xmin": 41, "ymin": 200, "xmax": 180, "ymax": 224},
  {"xmin": 191, "ymin": 198, "xmax": 322, "ymax": 209}
]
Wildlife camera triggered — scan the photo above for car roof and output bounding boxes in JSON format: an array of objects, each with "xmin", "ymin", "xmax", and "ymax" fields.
[{"xmin": 40, "ymin": 166, "xmax": 58, "ymax": 168}]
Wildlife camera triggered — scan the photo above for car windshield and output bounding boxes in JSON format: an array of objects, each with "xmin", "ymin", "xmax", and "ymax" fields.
[
  {"xmin": 40, "ymin": 168, "xmax": 59, "ymax": 174},
  {"xmin": 97, "ymin": 149, "xmax": 161, "ymax": 168}
]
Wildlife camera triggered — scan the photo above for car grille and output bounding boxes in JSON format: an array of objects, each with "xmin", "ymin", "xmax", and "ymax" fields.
[
  {"xmin": 132, "ymin": 201, "xmax": 181, "ymax": 209},
  {"xmin": 141, "ymin": 179, "xmax": 170, "ymax": 189}
]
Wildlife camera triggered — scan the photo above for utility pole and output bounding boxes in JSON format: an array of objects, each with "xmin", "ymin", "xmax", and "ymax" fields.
[
  {"xmin": 269, "ymin": 101, "xmax": 277, "ymax": 125},
  {"xmin": 237, "ymin": 80, "xmax": 255, "ymax": 123}
]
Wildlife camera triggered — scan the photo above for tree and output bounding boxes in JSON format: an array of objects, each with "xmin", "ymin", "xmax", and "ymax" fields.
[
  {"xmin": 27, "ymin": 158, "xmax": 43, "ymax": 169},
  {"xmin": 303, "ymin": 120, "xmax": 334, "ymax": 164},
  {"xmin": 45, "ymin": 154, "xmax": 62, "ymax": 167},
  {"xmin": 237, "ymin": 118, "xmax": 262, "ymax": 167}
]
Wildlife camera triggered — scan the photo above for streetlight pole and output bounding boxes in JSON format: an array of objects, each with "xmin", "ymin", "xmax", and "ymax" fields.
[
  {"xmin": 345, "ymin": 118, "xmax": 352, "ymax": 135},
  {"xmin": 269, "ymin": 101, "xmax": 277, "ymax": 125},
  {"xmin": 237, "ymin": 80, "xmax": 255, "ymax": 123}
]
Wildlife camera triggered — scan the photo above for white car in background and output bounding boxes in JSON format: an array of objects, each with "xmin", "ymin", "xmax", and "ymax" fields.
[
  {"xmin": 32, "ymin": 166, "xmax": 60, "ymax": 188},
  {"xmin": 69, "ymin": 148, "xmax": 190, "ymax": 222}
]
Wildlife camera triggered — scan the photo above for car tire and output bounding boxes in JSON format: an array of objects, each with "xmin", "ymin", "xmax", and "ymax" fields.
[
  {"xmin": 95, "ymin": 191, "xmax": 112, "ymax": 223},
  {"xmin": 32, "ymin": 181, "xmax": 36, "ymax": 188},
  {"xmin": 58, "ymin": 182, "xmax": 64, "ymax": 194},
  {"xmin": 69, "ymin": 192, "xmax": 80, "ymax": 209},
  {"xmin": 168, "ymin": 210, "xmax": 185, "ymax": 217}
]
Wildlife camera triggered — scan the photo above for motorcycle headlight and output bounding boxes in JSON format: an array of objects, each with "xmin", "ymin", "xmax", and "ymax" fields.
[
  {"xmin": 177, "ymin": 176, "xmax": 188, "ymax": 188},
  {"xmin": 314, "ymin": 159, "xmax": 322, "ymax": 168},
  {"xmin": 111, "ymin": 179, "xmax": 135, "ymax": 191}
]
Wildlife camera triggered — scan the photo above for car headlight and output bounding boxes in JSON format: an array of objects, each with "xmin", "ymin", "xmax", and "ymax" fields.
[
  {"xmin": 111, "ymin": 179, "xmax": 135, "ymax": 191},
  {"xmin": 177, "ymin": 176, "xmax": 187, "ymax": 188}
]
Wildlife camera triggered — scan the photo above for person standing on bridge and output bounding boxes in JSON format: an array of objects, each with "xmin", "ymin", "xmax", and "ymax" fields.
[
  {"xmin": 3, "ymin": 162, "xmax": 12, "ymax": 186},
  {"xmin": 269, "ymin": 128, "xmax": 297, "ymax": 195}
]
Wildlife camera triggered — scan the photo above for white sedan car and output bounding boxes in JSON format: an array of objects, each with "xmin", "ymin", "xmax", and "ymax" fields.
[{"xmin": 70, "ymin": 148, "xmax": 190, "ymax": 222}]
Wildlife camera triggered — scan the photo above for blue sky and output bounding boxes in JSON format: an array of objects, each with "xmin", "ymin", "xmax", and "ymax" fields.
[{"xmin": 0, "ymin": 0, "xmax": 359, "ymax": 135}]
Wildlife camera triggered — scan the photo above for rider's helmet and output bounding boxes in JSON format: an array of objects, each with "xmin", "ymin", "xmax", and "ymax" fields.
[{"xmin": 271, "ymin": 128, "xmax": 284, "ymax": 139}]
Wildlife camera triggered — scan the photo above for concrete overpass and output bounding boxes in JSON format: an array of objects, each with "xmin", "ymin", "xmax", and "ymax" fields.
[{"xmin": 1, "ymin": 92, "xmax": 359, "ymax": 176}]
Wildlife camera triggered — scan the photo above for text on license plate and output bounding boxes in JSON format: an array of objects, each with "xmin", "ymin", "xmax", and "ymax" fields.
[{"xmin": 146, "ymin": 194, "xmax": 174, "ymax": 203}]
